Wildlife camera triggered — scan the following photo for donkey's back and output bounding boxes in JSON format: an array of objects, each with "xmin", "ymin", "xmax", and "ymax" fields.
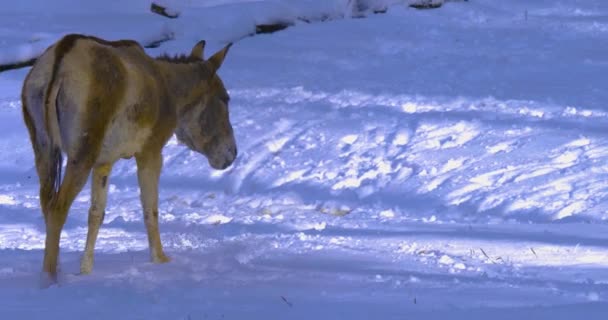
[{"xmin": 23, "ymin": 35, "xmax": 171, "ymax": 166}]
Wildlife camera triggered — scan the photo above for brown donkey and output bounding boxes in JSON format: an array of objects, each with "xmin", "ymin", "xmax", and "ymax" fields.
[{"xmin": 21, "ymin": 34, "xmax": 237, "ymax": 284}]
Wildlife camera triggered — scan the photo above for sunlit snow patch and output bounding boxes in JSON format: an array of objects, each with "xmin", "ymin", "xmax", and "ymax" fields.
[
  {"xmin": 487, "ymin": 141, "xmax": 516, "ymax": 154},
  {"xmin": 401, "ymin": 102, "xmax": 417, "ymax": 113},
  {"xmin": 379, "ymin": 209, "xmax": 395, "ymax": 219},
  {"xmin": 552, "ymin": 150, "xmax": 582, "ymax": 166},
  {"xmin": 266, "ymin": 137, "xmax": 289, "ymax": 153},
  {"xmin": 554, "ymin": 201, "xmax": 588, "ymax": 220},
  {"xmin": 340, "ymin": 134, "xmax": 358, "ymax": 145},
  {"xmin": 0, "ymin": 194, "xmax": 17, "ymax": 206},
  {"xmin": 183, "ymin": 213, "xmax": 233, "ymax": 225},
  {"xmin": 564, "ymin": 137, "xmax": 591, "ymax": 148},
  {"xmin": 412, "ymin": 122, "xmax": 480, "ymax": 150},
  {"xmin": 0, "ymin": 224, "xmax": 44, "ymax": 250},
  {"xmin": 293, "ymin": 221, "xmax": 327, "ymax": 231}
]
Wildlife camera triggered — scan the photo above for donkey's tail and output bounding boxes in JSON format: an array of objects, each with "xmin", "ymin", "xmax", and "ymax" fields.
[{"xmin": 43, "ymin": 74, "xmax": 64, "ymax": 206}]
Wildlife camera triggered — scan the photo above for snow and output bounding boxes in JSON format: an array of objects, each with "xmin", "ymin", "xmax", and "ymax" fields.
[{"xmin": 1, "ymin": 0, "xmax": 608, "ymax": 318}]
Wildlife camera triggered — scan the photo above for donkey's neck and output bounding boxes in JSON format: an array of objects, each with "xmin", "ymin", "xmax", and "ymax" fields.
[{"xmin": 155, "ymin": 60, "xmax": 206, "ymax": 114}]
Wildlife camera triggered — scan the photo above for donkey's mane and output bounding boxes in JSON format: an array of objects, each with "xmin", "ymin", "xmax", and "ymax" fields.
[{"xmin": 156, "ymin": 53, "xmax": 200, "ymax": 64}]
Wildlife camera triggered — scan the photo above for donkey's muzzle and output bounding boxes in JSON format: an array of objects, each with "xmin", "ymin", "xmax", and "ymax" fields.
[{"xmin": 209, "ymin": 144, "xmax": 237, "ymax": 170}]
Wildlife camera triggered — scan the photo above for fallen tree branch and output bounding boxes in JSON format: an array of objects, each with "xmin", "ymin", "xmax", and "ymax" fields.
[
  {"xmin": 255, "ymin": 22, "xmax": 292, "ymax": 35},
  {"xmin": 151, "ymin": 2, "xmax": 180, "ymax": 19},
  {"xmin": 0, "ymin": 32, "xmax": 175, "ymax": 73},
  {"xmin": 409, "ymin": 0, "xmax": 443, "ymax": 9},
  {"xmin": 409, "ymin": 0, "xmax": 468, "ymax": 10}
]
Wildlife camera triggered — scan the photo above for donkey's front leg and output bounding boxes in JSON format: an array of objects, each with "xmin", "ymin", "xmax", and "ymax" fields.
[
  {"xmin": 80, "ymin": 163, "xmax": 113, "ymax": 274},
  {"xmin": 135, "ymin": 152, "xmax": 170, "ymax": 263}
]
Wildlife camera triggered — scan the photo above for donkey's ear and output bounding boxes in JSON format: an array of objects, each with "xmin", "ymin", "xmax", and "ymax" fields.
[
  {"xmin": 207, "ymin": 43, "xmax": 232, "ymax": 74},
  {"xmin": 190, "ymin": 40, "xmax": 206, "ymax": 60}
]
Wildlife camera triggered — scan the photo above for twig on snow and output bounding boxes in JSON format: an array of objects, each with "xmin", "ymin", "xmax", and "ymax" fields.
[
  {"xmin": 143, "ymin": 32, "xmax": 175, "ymax": 49},
  {"xmin": 530, "ymin": 247, "xmax": 538, "ymax": 258},
  {"xmin": 281, "ymin": 295, "xmax": 293, "ymax": 307},
  {"xmin": 479, "ymin": 247, "xmax": 497, "ymax": 264}
]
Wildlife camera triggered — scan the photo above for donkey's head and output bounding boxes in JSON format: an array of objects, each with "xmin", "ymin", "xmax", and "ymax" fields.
[{"xmin": 175, "ymin": 41, "xmax": 237, "ymax": 170}]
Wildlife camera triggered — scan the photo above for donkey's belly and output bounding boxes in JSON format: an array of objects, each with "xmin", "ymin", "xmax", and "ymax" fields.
[{"xmin": 97, "ymin": 118, "xmax": 152, "ymax": 164}]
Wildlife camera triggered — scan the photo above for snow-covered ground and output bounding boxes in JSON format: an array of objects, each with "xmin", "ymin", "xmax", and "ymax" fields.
[{"xmin": 1, "ymin": 0, "xmax": 608, "ymax": 318}]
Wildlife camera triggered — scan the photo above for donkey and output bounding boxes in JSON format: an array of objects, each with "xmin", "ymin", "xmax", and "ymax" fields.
[{"xmin": 21, "ymin": 34, "xmax": 237, "ymax": 283}]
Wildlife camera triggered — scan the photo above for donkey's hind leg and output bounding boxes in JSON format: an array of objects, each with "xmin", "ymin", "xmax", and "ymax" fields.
[
  {"xmin": 80, "ymin": 163, "xmax": 112, "ymax": 274},
  {"xmin": 43, "ymin": 159, "xmax": 94, "ymax": 281}
]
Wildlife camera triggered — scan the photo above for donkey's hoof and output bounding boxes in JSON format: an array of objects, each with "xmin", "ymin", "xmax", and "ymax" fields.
[
  {"xmin": 79, "ymin": 265, "xmax": 93, "ymax": 275},
  {"xmin": 80, "ymin": 257, "xmax": 94, "ymax": 275},
  {"xmin": 152, "ymin": 253, "xmax": 171, "ymax": 264},
  {"xmin": 39, "ymin": 271, "xmax": 58, "ymax": 289}
]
